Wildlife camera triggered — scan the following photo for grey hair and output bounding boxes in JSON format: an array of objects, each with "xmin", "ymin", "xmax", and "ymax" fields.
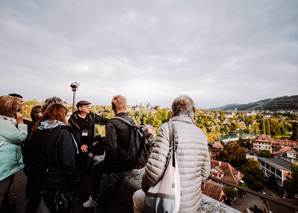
[
  {"xmin": 171, "ymin": 95, "xmax": 196, "ymax": 118},
  {"xmin": 42, "ymin": 96, "xmax": 63, "ymax": 113}
]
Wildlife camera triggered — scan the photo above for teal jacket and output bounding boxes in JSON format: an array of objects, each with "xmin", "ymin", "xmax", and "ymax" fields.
[{"xmin": 0, "ymin": 116, "xmax": 27, "ymax": 181}]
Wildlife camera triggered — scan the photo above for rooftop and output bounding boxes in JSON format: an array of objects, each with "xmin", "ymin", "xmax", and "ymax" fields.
[
  {"xmin": 211, "ymin": 160, "xmax": 244, "ymax": 184},
  {"xmin": 259, "ymin": 157, "xmax": 292, "ymax": 171}
]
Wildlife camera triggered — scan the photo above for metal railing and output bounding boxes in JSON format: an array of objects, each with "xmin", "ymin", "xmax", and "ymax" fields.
[{"xmin": 209, "ymin": 176, "xmax": 298, "ymax": 211}]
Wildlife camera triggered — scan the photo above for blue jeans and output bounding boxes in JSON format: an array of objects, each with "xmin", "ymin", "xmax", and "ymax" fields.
[{"xmin": 94, "ymin": 172, "xmax": 126, "ymax": 213}]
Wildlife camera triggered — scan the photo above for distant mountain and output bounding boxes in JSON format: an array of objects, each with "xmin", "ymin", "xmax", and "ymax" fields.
[{"xmin": 209, "ymin": 95, "xmax": 298, "ymax": 111}]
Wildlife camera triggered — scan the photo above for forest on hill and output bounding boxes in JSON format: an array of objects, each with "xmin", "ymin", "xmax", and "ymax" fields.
[{"xmin": 210, "ymin": 95, "xmax": 298, "ymax": 111}]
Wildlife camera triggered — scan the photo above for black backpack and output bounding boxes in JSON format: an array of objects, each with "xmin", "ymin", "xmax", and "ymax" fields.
[{"xmin": 111, "ymin": 117, "xmax": 153, "ymax": 169}]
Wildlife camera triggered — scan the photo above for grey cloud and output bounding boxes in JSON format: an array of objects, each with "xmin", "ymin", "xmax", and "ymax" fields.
[{"xmin": 0, "ymin": 0, "xmax": 298, "ymax": 108}]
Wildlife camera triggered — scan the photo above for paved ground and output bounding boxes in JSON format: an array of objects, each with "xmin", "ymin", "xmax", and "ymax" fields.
[
  {"xmin": 229, "ymin": 185, "xmax": 282, "ymax": 212},
  {"xmin": 231, "ymin": 191, "xmax": 263, "ymax": 212},
  {"xmin": 8, "ymin": 170, "xmax": 95, "ymax": 213}
]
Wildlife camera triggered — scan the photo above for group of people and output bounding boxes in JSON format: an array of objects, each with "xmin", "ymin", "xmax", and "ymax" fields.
[{"xmin": 0, "ymin": 93, "xmax": 210, "ymax": 213}]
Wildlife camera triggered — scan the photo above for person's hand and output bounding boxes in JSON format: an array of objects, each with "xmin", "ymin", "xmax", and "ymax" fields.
[
  {"xmin": 15, "ymin": 112, "xmax": 24, "ymax": 124},
  {"xmin": 80, "ymin": 145, "xmax": 88, "ymax": 153}
]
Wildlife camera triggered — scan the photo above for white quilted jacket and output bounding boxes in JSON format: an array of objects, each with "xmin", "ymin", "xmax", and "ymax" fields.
[{"xmin": 142, "ymin": 115, "xmax": 210, "ymax": 213}]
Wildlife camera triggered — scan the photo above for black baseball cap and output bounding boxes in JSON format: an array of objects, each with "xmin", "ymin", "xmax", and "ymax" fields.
[{"xmin": 76, "ymin": 100, "xmax": 91, "ymax": 108}]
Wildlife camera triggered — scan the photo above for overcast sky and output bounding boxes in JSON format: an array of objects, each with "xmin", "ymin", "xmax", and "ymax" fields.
[{"xmin": 1, "ymin": 0, "xmax": 297, "ymax": 109}]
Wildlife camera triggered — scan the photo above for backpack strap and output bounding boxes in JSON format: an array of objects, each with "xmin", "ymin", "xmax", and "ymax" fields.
[
  {"xmin": 111, "ymin": 116, "xmax": 152, "ymax": 138},
  {"xmin": 111, "ymin": 116, "xmax": 135, "ymax": 127}
]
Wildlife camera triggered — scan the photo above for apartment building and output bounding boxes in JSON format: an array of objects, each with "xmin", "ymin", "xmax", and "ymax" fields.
[
  {"xmin": 258, "ymin": 157, "xmax": 291, "ymax": 187},
  {"xmin": 253, "ymin": 134, "xmax": 273, "ymax": 152}
]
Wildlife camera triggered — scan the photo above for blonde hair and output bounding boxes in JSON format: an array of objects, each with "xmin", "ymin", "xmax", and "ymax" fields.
[
  {"xmin": 0, "ymin": 95, "xmax": 21, "ymax": 117},
  {"xmin": 171, "ymin": 95, "xmax": 196, "ymax": 118},
  {"xmin": 111, "ymin": 95, "xmax": 126, "ymax": 113}
]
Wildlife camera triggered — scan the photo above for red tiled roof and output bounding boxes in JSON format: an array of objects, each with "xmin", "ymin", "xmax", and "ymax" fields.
[
  {"xmin": 272, "ymin": 139, "xmax": 298, "ymax": 147},
  {"xmin": 211, "ymin": 160, "xmax": 244, "ymax": 184},
  {"xmin": 253, "ymin": 134, "xmax": 274, "ymax": 143},
  {"xmin": 273, "ymin": 146, "xmax": 292, "ymax": 154},
  {"xmin": 249, "ymin": 148, "xmax": 260, "ymax": 156},
  {"xmin": 202, "ymin": 180, "xmax": 224, "ymax": 201},
  {"xmin": 213, "ymin": 141, "xmax": 224, "ymax": 150}
]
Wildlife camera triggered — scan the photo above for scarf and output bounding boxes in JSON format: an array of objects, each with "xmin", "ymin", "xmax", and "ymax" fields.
[{"xmin": 38, "ymin": 120, "xmax": 79, "ymax": 154}]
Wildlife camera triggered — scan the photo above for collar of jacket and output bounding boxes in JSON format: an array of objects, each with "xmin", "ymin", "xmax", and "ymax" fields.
[
  {"xmin": 171, "ymin": 115, "xmax": 194, "ymax": 124},
  {"xmin": 115, "ymin": 112, "xmax": 127, "ymax": 117},
  {"xmin": 70, "ymin": 111, "xmax": 94, "ymax": 124}
]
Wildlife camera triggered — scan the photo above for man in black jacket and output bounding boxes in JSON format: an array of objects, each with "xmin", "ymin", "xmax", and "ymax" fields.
[
  {"xmin": 94, "ymin": 95, "xmax": 134, "ymax": 213},
  {"xmin": 69, "ymin": 100, "xmax": 108, "ymax": 153}
]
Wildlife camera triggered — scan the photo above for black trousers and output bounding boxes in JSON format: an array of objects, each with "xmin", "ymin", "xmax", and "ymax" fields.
[{"xmin": 94, "ymin": 172, "xmax": 126, "ymax": 213}]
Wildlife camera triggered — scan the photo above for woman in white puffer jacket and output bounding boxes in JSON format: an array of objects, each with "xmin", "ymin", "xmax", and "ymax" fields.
[{"xmin": 133, "ymin": 95, "xmax": 210, "ymax": 213}]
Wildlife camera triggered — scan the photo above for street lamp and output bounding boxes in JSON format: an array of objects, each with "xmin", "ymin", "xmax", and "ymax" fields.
[
  {"xmin": 33, "ymin": 96, "xmax": 36, "ymax": 106},
  {"xmin": 70, "ymin": 82, "xmax": 80, "ymax": 113}
]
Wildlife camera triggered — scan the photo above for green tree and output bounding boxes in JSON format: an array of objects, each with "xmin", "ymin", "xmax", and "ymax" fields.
[
  {"xmin": 265, "ymin": 173, "xmax": 280, "ymax": 192},
  {"xmin": 222, "ymin": 141, "xmax": 247, "ymax": 168},
  {"xmin": 155, "ymin": 109, "xmax": 170, "ymax": 124},
  {"xmin": 249, "ymin": 205, "xmax": 263, "ymax": 213},
  {"xmin": 283, "ymin": 163, "xmax": 298, "ymax": 198},
  {"xmin": 240, "ymin": 159, "xmax": 264, "ymax": 190},
  {"xmin": 278, "ymin": 121, "xmax": 286, "ymax": 135},
  {"xmin": 260, "ymin": 150, "xmax": 272, "ymax": 158},
  {"xmin": 291, "ymin": 122, "xmax": 298, "ymax": 141},
  {"xmin": 260, "ymin": 119, "xmax": 266, "ymax": 134},
  {"xmin": 256, "ymin": 114, "xmax": 262, "ymax": 120},
  {"xmin": 266, "ymin": 119, "xmax": 270, "ymax": 135},
  {"xmin": 269, "ymin": 119, "xmax": 281, "ymax": 136},
  {"xmin": 238, "ymin": 181, "xmax": 247, "ymax": 198},
  {"xmin": 223, "ymin": 186, "xmax": 238, "ymax": 201}
]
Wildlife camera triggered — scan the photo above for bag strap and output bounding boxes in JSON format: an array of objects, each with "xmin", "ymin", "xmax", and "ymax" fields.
[{"xmin": 167, "ymin": 121, "xmax": 177, "ymax": 167}]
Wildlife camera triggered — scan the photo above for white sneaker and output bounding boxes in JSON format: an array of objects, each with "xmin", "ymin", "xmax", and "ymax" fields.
[{"xmin": 83, "ymin": 195, "xmax": 95, "ymax": 208}]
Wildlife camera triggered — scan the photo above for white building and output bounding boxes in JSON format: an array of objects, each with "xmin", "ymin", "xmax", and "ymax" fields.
[{"xmin": 259, "ymin": 157, "xmax": 292, "ymax": 187}]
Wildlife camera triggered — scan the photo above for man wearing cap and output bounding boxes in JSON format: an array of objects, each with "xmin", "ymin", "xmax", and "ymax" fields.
[{"xmin": 69, "ymin": 100, "xmax": 108, "ymax": 154}]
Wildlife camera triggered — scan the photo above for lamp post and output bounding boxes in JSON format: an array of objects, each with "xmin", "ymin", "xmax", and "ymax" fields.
[
  {"xmin": 70, "ymin": 82, "xmax": 80, "ymax": 113},
  {"xmin": 33, "ymin": 96, "xmax": 36, "ymax": 106}
]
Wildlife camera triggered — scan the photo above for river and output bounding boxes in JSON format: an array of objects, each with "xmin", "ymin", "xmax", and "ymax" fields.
[{"xmin": 219, "ymin": 131, "xmax": 260, "ymax": 143}]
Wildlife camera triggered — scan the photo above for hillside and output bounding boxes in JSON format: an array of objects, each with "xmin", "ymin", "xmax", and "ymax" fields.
[{"xmin": 210, "ymin": 95, "xmax": 298, "ymax": 111}]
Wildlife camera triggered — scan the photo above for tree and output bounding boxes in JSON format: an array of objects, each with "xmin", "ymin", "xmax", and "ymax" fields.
[
  {"xmin": 266, "ymin": 119, "xmax": 270, "ymax": 135},
  {"xmin": 269, "ymin": 119, "xmax": 281, "ymax": 136},
  {"xmin": 260, "ymin": 119, "xmax": 266, "ymax": 134},
  {"xmin": 265, "ymin": 173, "xmax": 280, "ymax": 192},
  {"xmin": 222, "ymin": 141, "xmax": 246, "ymax": 168},
  {"xmin": 256, "ymin": 114, "xmax": 262, "ymax": 120},
  {"xmin": 238, "ymin": 181, "xmax": 247, "ymax": 198},
  {"xmin": 249, "ymin": 205, "xmax": 263, "ymax": 213},
  {"xmin": 283, "ymin": 163, "xmax": 298, "ymax": 198},
  {"xmin": 240, "ymin": 159, "xmax": 264, "ymax": 190},
  {"xmin": 279, "ymin": 121, "xmax": 286, "ymax": 135},
  {"xmin": 223, "ymin": 186, "xmax": 238, "ymax": 203},
  {"xmin": 291, "ymin": 122, "xmax": 298, "ymax": 141},
  {"xmin": 260, "ymin": 150, "xmax": 272, "ymax": 158},
  {"xmin": 155, "ymin": 109, "xmax": 170, "ymax": 124}
]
